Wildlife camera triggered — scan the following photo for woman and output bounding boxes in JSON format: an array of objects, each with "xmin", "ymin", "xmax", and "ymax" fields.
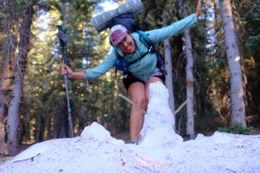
[{"xmin": 62, "ymin": 0, "xmax": 202, "ymax": 144}]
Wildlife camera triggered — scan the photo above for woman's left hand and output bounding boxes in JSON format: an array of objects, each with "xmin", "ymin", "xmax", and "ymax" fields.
[{"xmin": 196, "ymin": 0, "xmax": 202, "ymax": 17}]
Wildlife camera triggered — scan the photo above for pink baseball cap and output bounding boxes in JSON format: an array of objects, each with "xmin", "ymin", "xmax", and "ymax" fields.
[{"xmin": 109, "ymin": 25, "xmax": 128, "ymax": 46}]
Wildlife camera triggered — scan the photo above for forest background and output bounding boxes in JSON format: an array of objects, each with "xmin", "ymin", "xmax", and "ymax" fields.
[{"xmin": 0, "ymin": 0, "xmax": 259, "ymax": 156}]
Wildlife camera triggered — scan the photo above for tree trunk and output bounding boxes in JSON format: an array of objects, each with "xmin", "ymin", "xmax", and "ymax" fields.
[
  {"xmin": 184, "ymin": 28, "xmax": 195, "ymax": 139},
  {"xmin": 56, "ymin": 103, "xmax": 69, "ymax": 138},
  {"xmin": 35, "ymin": 114, "xmax": 44, "ymax": 142},
  {"xmin": 162, "ymin": 10, "xmax": 176, "ymax": 129},
  {"xmin": 220, "ymin": 0, "xmax": 246, "ymax": 126},
  {"xmin": 0, "ymin": 32, "xmax": 15, "ymax": 156},
  {"xmin": 1, "ymin": 1, "xmax": 16, "ymax": 155},
  {"xmin": 0, "ymin": 3, "xmax": 14, "ymax": 128},
  {"xmin": 7, "ymin": 4, "xmax": 34, "ymax": 155},
  {"xmin": 164, "ymin": 39, "xmax": 176, "ymax": 114},
  {"xmin": 119, "ymin": 86, "xmax": 128, "ymax": 132},
  {"xmin": 175, "ymin": 0, "xmax": 195, "ymax": 138},
  {"xmin": 7, "ymin": 70, "xmax": 22, "ymax": 155},
  {"xmin": 205, "ymin": 0, "xmax": 217, "ymax": 55},
  {"xmin": 182, "ymin": 3, "xmax": 195, "ymax": 139}
]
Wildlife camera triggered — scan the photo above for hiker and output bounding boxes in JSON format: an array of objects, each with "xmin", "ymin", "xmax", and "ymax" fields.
[{"xmin": 61, "ymin": 0, "xmax": 202, "ymax": 144}]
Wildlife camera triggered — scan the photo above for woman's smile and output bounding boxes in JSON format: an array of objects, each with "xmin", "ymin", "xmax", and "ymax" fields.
[{"xmin": 117, "ymin": 34, "xmax": 136, "ymax": 54}]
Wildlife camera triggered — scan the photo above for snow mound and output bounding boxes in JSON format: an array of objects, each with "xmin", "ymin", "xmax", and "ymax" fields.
[
  {"xmin": 80, "ymin": 122, "xmax": 124, "ymax": 145},
  {"xmin": 140, "ymin": 82, "xmax": 183, "ymax": 148},
  {"xmin": 1, "ymin": 82, "xmax": 260, "ymax": 173}
]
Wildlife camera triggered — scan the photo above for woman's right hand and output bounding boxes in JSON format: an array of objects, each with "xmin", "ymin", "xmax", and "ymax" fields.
[
  {"xmin": 61, "ymin": 64, "xmax": 86, "ymax": 80},
  {"xmin": 61, "ymin": 64, "xmax": 73, "ymax": 77}
]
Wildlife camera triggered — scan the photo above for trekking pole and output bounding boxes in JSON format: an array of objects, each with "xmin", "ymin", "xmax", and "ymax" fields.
[{"xmin": 57, "ymin": 25, "xmax": 74, "ymax": 138}]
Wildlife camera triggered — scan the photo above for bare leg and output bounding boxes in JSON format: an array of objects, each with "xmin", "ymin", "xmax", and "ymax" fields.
[{"xmin": 128, "ymin": 82, "xmax": 147, "ymax": 141}]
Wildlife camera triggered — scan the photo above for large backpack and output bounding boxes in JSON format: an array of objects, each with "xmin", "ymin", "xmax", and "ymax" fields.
[
  {"xmin": 109, "ymin": 13, "xmax": 166, "ymax": 76},
  {"xmin": 109, "ymin": 13, "xmax": 140, "ymax": 33}
]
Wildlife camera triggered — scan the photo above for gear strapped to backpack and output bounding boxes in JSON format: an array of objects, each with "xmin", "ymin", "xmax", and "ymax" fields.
[{"xmin": 109, "ymin": 13, "xmax": 166, "ymax": 76}]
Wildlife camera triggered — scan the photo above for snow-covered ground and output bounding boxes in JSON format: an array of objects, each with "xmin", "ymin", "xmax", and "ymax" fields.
[{"xmin": 0, "ymin": 82, "xmax": 260, "ymax": 173}]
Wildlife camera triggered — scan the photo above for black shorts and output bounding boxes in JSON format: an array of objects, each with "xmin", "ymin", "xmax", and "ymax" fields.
[{"xmin": 123, "ymin": 71, "xmax": 165, "ymax": 90}]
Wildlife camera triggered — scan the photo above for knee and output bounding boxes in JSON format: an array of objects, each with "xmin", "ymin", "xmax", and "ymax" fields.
[{"xmin": 132, "ymin": 96, "xmax": 147, "ymax": 109}]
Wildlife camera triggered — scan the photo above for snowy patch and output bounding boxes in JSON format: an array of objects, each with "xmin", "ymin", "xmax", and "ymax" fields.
[
  {"xmin": 139, "ymin": 82, "xmax": 182, "ymax": 148},
  {"xmin": 0, "ymin": 82, "xmax": 260, "ymax": 173}
]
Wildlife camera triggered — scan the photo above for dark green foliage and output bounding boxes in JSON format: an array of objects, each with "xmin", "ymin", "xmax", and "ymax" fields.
[
  {"xmin": 218, "ymin": 124, "xmax": 253, "ymax": 135},
  {"xmin": 245, "ymin": 12, "xmax": 260, "ymax": 49},
  {"xmin": 245, "ymin": 35, "xmax": 260, "ymax": 48}
]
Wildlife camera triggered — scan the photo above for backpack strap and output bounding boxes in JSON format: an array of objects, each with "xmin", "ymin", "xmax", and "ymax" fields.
[
  {"xmin": 137, "ymin": 31, "xmax": 167, "ymax": 75},
  {"xmin": 137, "ymin": 31, "xmax": 152, "ymax": 48},
  {"xmin": 114, "ymin": 49, "xmax": 129, "ymax": 75}
]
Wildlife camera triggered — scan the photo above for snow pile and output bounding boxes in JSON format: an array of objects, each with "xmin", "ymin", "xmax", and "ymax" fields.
[
  {"xmin": 0, "ymin": 82, "xmax": 260, "ymax": 173},
  {"xmin": 140, "ymin": 82, "xmax": 183, "ymax": 148}
]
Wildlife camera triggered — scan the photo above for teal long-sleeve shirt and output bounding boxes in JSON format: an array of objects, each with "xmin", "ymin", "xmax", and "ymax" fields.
[{"xmin": 84, "ymin": 13, "xmax": 197, "ymax": 82}]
